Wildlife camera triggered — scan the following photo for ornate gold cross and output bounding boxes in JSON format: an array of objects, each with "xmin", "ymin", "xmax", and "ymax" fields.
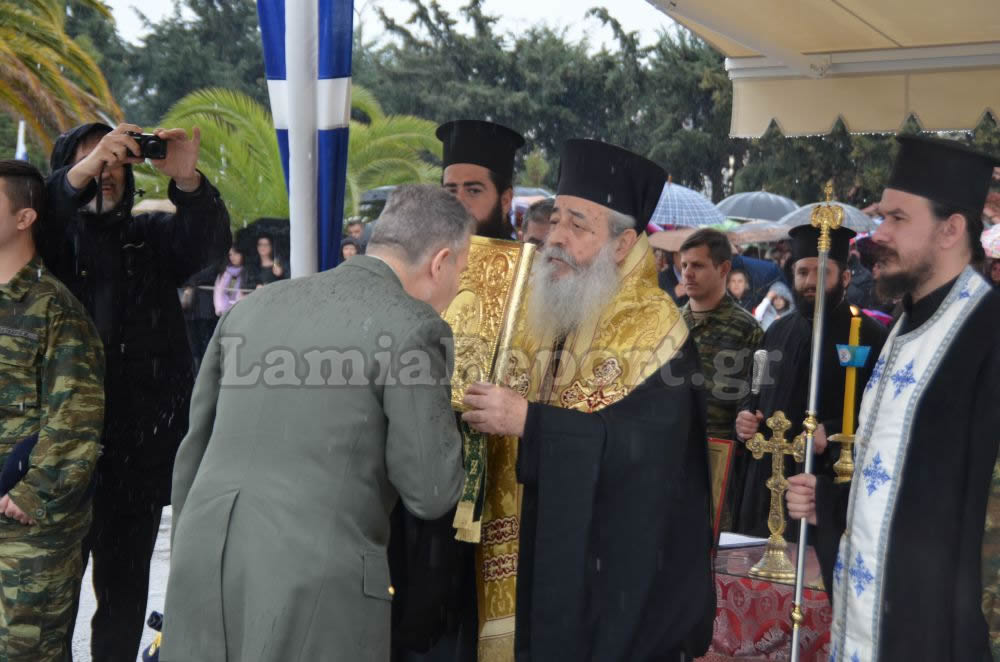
[
  {"xmin": 747, "ymin": 410, "xmax": 806, "ymax": 581},
  {"xmin": 810, "ymin": 181, "xmax": 845, "ymax": 251}
]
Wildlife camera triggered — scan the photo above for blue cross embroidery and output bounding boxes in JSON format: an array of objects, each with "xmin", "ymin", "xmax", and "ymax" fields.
[
  {"xmin": 863, "ymin": 452, "xmax": 891, "ymax": 496},
  {"xmin": 889, "ymin": 360, "xmax": 916, "ymax": 398},
  {"xmin": 850, "ymin": 553, "xmax": 874, "ymax": 597},
  {"xmin": 829, "ymin": 642, "xmax": 838, "ymax": 662},
  {"xmin": 865, "ymin": 357, "xmax": 885, "ymax": 393},
  {"xmin": 959, "ymin": 287, "xmax": 971, "ymax": 299},
  {"xmin": 851, "ymin": 652, "xmax": 861, "ymax": 662},
  {"xmin": 834, "ymin": 553, "xmax": 844, "ymax": 586}
]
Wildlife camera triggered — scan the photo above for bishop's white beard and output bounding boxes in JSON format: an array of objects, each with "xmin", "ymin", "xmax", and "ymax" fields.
[{"xmin": 526, "ymin": 241, "xmax": 621, "ymax": 341}]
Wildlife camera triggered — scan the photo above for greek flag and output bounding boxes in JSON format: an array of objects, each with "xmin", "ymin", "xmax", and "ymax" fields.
[
  {"xmin": 14, "ymin": 120, "xmax": 28, "ymax": 161},
  {"xmin": 257, "ymin": 0, "xmax": 353, "ymax": 275}
]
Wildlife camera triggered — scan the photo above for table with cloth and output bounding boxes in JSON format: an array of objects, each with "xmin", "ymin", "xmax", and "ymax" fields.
[{"xmin": 698, "ymin": 543, "xmax": 832, "ymax": 662}]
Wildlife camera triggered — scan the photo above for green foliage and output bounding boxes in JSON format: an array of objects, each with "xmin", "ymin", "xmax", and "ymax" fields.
[
  {"xmin": 0, "ymin": 0, "xmax": 120, "ymax": 150},
  {"xmin": 734, "ymin": 115, "xmax": 1000, "ymax": 208},
  {"xmin": 0, "ymin": 115, "xmax": 50, "ymax": 172},
  {"xmin": 135, "ymin": 88, "xmax": 286, "ymax": 228},
  {"xmin": 66, "ymin": 0, "xmax": 134, "ymax": 110},
  {"xmin": 13, "ymin": 0, "xmax": 998, "ymax": 215},
  {"xmin": 519, "ymin": 149, "xmax": 551, "ymax": 188},
  {"xmin": 354, "ymin": 2, "xmax": 739, "ymax": 199},
  {"xmin": 110, "ymin": 0, "xmax": 267, "ymax": 125},
  {"xmin": 134, "ymin": 86, "xmax": 440, "ymax": 229}
]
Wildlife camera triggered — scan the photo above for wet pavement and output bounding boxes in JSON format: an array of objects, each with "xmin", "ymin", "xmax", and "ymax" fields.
[{"xmin": 72, "ymin": 507, "xmax": 172, "ymax": 661}]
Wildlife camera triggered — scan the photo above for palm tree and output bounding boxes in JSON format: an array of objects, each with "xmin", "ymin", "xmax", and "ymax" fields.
[
  {"xmin": 138, "ymin": 85, "xmax": 441, "ymax": 229},
  {"xmin": 0, "ymin": 0, "xmax": 121, "ymax": 150},
  {"xmin": 344, "ymin": 85, "xmax": 440, "ymax": 215}
]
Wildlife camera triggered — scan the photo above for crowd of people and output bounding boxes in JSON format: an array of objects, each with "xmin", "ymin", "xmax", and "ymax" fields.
[{"xmin": 0, "ymin": 112, "xmax": 998, "ymax": 662}]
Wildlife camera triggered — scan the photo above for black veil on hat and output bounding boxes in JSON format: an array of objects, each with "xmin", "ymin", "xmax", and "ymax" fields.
[
  {"xmin": 888, "ymin": 135, "xmax": 999, "ymax": 211},
  {"xmin": 789, "ymin": 224, "xmax": 856, "ymax": 264},
  {"xmin": 436, "ymin": 120, "xmax": 525, "ymax": 184},
  {"xmin": 555, "ymin": 139, "xmax": 666, "ymax": 232}
]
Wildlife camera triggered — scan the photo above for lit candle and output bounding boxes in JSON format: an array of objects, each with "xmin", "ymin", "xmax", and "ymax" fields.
[{"xmin": 842, "ymin": 306, "xmax": 862, "ymax": 436}]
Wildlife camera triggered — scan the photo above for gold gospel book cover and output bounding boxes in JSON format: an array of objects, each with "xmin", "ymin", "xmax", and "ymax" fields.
[{"xmin": 442, "ymin": 236, "xmax": 536, "ymax": 411}]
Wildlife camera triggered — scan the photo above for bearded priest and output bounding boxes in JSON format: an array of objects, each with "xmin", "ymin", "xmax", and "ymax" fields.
[{"xmin": 462, "ymin": 139, "xmax": 716, "ymax": 661}]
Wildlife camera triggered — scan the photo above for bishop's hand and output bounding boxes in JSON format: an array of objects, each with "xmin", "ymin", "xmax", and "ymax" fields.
[{"xmin": 461, "ymin": 383, "xmax": 528, "ymax": 438}]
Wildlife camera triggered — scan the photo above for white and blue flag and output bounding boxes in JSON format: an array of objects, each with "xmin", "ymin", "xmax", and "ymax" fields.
[
  {"xmin": 257, "ymin": 0, "xmax": 353, "ymax": 275},
  {"xmin": 14, "ymin": 120, "xmax": 28, "ymax": 161}
]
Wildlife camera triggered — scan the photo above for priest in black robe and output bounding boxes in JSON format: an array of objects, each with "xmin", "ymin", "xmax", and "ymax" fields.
[
  {"xmin": 731, "ymin": 225, "xmax": 887, "ymax": 537},
  {"xmin": 462, "ymin": 139, "xmax": 716, "ymax": 661},
  {"xmin": 787, "ymin": 135, "xmax": 1000, "ymax": 661}
]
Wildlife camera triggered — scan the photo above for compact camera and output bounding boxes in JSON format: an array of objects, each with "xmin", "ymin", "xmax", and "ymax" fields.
[{"xmin": 125, "ymin": 131, "xmax": 168, "ymax": 160}]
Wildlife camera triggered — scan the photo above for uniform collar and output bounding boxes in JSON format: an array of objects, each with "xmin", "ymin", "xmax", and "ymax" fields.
[
  {"xmin": 683, "ymin": 292, "xmax": 737, "ymax": 319},
  {"xmin": 0, "ymin": 256, "xmax": 44, "ymax": 302}
]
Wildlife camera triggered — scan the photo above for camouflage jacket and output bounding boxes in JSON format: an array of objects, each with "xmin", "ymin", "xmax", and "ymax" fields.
[
  {"xmin": 682, "ymin": 294, "xmax": 763, "ymax": 440},
  {"xmin": 0, "ymin": 256, "xmax": 104, "ymax": 541}
]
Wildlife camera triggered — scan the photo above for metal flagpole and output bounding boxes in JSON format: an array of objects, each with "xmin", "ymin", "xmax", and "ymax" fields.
[{"xmin": 789, "ymin": 183, "xmax": 843, "ymax": 662}]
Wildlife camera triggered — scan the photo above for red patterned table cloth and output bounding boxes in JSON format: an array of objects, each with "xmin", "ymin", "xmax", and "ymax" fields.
[{"xmin": 698, "ymin": 543, "xmax": 833, "ymax": 662}]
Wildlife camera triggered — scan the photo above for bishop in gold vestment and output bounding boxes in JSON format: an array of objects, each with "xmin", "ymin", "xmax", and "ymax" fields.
[{"xmin": 464, "ymin": 139, "xmax": 716, "ymax": 661}]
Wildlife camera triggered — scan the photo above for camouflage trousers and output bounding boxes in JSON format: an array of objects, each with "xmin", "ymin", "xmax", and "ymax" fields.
[{"xmin": 0, "ymin": 539, "xmax": 82, "ymax": 662}]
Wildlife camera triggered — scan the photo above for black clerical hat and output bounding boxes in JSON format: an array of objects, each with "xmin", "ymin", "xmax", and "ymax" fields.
[
  {"xmin": 888, "ymin": 135, "xmax": 999, "ymax": 212},
  {"xmin": 436, "ymin": 120, "xmax": 525, "ymax": 185},
  {"xmin": 555, "ymin": 139, "xmax": 666, "ymax": 231},
  {"xmin": 789, "ymin": 224, "xmax": 856, "ymax": 264}
]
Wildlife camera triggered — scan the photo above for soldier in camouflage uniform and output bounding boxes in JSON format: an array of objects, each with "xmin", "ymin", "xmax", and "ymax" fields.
[
  {"xmin": 678, "ymin": 229, "xmax": 763, "ymax": 440},
  {"xmin": 0, "ymin": 160, "xmax": 105, "ymax": 661},
  {"xmin": 677, "ymin": 229, "xmax": 762, "ymax": 531}
]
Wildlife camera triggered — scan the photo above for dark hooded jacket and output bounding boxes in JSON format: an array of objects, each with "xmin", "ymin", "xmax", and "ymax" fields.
[{"xmin": 40, "ymin": 122, "xmax": 231, "ymax": 509}]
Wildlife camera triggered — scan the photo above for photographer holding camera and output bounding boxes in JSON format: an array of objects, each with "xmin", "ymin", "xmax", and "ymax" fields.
[{"xmin": 39, "ymin": 122, "xmax": 231, "ymax": 660}]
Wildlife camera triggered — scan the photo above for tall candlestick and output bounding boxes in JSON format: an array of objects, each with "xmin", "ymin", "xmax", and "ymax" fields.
[{"xmin": 842, "ymin": 307, "xmax": 861, "ymax": 436}]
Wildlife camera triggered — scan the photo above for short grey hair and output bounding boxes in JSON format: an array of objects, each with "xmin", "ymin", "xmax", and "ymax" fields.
[
  {"xmin": 607, "ymin": 209, "xmax": 637, "ymax": 237},
  {"xmin": 524, "ymin": 198, "xmax": 554, "ymax": 227},
  {"xmin": 368, "ymin": 185, "xmax": 476, "ymax": 263}
]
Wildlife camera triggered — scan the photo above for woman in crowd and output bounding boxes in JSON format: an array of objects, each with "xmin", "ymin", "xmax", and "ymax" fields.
[
  {"xmin": 251, "ymin": 233, "xmax": 287, "ymax": 287},
  {"xmin": 341, "ymin": 237, "xmax": 362, "ymax": 261},
  {"xmin": 213, "ymin": 246, "xmax": 250, "ymax": 316},
  {"xmin": 753, "ymin": 281, "xmax": 795, "ymax": 331}
]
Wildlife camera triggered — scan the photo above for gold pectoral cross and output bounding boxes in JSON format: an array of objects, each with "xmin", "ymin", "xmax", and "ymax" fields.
[{"xmin": 747, "ymin": 411, "xmax": 805, "ymax": 581}]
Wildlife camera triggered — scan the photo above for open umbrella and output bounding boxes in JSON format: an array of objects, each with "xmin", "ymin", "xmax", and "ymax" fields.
[
  {"xmin": 717, "ymin": 191, "xmax": 799, "ymax": 222},
  {"xmin": 982, "ymin": 224, "xmax": 1000, "ymax": 258},
  {"xmin": 778, "ymin": 202, "xmax": 879, "ymax": 233},
  {"xmin": 651, "ymin": 180, "xmax": 725, "ymax": 228},
  {"xmin": 728, "ymin": 220, "xmax": 790, "ymax": 245},
  {"xmin": 648, "ymin": 227, "xmax": 698, "ymax": 252}
]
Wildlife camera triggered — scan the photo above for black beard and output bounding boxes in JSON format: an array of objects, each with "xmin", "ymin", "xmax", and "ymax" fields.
[
  {"xmin": 794, "ymin": 281, "xmax": 845, "ymax": 320},
  {"xmin": 875, "ymin": 256, "xmax": 934, "ymax": 302},
  {"xmin": 476, "ymin": 199, "xmax": 509, "ymax": 239},
  {"xmin": 876, "ymin": 270, "xmax": 920, "ymax": 301}
]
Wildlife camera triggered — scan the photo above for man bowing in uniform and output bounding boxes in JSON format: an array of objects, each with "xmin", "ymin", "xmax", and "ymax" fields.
[
  {"xmin": 463, "ymin": 139, "xmax": 716, "ymax": 661},
  {"xmin": 787, "ymin": 136, "xmax": 1000, "ymax": 661},
  {"xmin": 732, "ymin": 224, "xmax": 887, "ymax": 536}
]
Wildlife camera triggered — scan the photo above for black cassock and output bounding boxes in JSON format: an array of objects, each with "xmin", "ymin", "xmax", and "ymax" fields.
[
  {"xmin": 731, "ymin": 299, "xmax": 887, "ymax": 537},
  {"xmin": 514, "ymin": 337, "xmax": 716, "ymax": 661},
  {"xmin": 814, "ymin": 278, "xmax": 1000, "ymax": 661}
]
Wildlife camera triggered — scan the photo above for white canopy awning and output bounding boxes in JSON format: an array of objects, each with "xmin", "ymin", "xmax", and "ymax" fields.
[{"xmin": 648, "ymin": 0, "xmax": 1000, "ymax": 137}]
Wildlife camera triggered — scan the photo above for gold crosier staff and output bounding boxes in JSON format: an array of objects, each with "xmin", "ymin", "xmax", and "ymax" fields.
[{"xmin": 789, "ymin": 183, "xmax": 844, "ymax": 662}]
